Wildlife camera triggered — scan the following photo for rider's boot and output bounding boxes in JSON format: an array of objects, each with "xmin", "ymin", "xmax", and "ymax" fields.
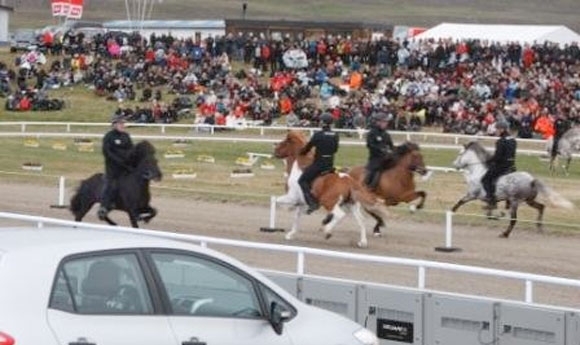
[
  {"xmin": 482, "ymin": 195, "xmax": 497, "ymax": 211},
  {"xmin": 303, "ymin": 191, "xmax": 320, "ymax": 215}
]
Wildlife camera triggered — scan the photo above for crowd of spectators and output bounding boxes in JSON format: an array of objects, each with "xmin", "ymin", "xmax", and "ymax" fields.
[{"xmin": 1, "ymin": 27, "xmax": 579, "ymax": 138}]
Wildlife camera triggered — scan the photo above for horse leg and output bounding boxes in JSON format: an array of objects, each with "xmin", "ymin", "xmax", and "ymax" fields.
[
  {"xmin": 102, "ymin": 212, "xmax": 118, "ymax": 226},
  {"xmin": 128, "ymin": 210, "xmax": 140, "ymax": 228},
  {"xmin": 564, "ymin": 157, "xmax": 572, "ymax": 176},
  {"xmin": 451, "ymin": 195, "xmax": 476, "ymax": 213},
  {"xmin": 526, "ymin": 198, "xmax": 545, "ymax": 233},
  {"xmin": 500, "ymin": 201, "xmax": 519, "ymax": 238},
  {"xmin": 138, "ymin": 206, "xmax": 157, "ymax": 223},
  {"xmin": 285, "ymin": 207, "xmax": 302, "ymax": 241},
  {"xmin": 365, "ymin": 209, "xmax": 385, "ymax": 237},
  {"xmin": 415, "ymin": 191, "xmax": 427, "ymax": 210},
  {"xmin": 399, "ymin": 190, "xmax": 426, "ymax": 212},
  {"xmin": 349, "ymin": 202, "xmax": 368, "ymax": 248},
  {"xmin": 321, "ymin": 203, "xmax": 346, "ymax": 240}
]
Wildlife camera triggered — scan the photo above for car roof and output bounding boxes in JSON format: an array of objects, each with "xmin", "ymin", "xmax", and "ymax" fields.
[{"xmin": 0, "ymin": 226, "xmax": 206, "ymax": 255}]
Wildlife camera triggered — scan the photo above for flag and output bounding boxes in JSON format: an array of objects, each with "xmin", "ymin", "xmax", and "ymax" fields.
[
  {"xmin": 68, "ymin": 0, "xmax": 84, "ymax": 19},
  {"xmin": 51, "ymin": 0, "xmax": 68, "ymax": 16}
]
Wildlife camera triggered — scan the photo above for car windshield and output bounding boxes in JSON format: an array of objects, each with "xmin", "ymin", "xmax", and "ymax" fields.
[{"xmin": 13, "ymin": 30, "xmax": 35, "ymax": 40}]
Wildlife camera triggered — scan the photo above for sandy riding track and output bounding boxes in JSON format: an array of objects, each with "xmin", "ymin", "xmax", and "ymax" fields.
[{"xmin": 2, "ymin": 181, "xmax": 580, "ymax": 310}]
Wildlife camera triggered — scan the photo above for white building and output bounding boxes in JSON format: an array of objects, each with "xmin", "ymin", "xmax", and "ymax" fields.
[
  {"xmin": 0, "ymin": 4, "xmax": 13, "ymax": 44},
  {"xmin": 103, "ymin": 20, "xmax": 226, "ymax": 40}
]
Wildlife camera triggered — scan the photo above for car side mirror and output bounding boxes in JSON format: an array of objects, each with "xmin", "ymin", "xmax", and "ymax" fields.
[{"xmin": 270, "ymin": 301, "xmax": 291, "ymax": 335}]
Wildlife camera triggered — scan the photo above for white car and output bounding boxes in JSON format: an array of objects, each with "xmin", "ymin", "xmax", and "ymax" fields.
[{"xmin": 0, "ymin": 227, "xmax": 378, "ymax": 345}]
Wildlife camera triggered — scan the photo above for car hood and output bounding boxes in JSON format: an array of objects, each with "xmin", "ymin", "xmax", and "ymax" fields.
[{"xmin": 286, "ymin": 304, "xmax": 365, "ymax": 345}]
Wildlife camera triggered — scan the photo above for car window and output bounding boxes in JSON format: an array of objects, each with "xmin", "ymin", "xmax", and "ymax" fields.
[
  {"xmin": 49, "ymin": 253, "xmax": 153, "ymax": 315},
  {"xmin": 151, "ymin": 252, "xmax": 263, "ymax": 319}
]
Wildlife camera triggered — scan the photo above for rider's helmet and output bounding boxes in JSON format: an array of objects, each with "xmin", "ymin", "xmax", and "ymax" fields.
[
  {"xmin": 111, "ymin": 114, "xmax": 126, "ymax": 125},
  {"xmin": 371, "ymin": 111, "xmax": 389, "ymax": 123},
  {"xmin": 495, "ymin": 120, "xmax": 509, "ymax": 130},
  {"xmin": 320, "ymin": 113, "xmax": 334, "ymax": 126}
]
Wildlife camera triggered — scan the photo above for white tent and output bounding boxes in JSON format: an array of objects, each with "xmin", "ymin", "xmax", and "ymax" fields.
[{"xmin": 413, "ymin": 23, "xmax": 580, "ymax": 46}]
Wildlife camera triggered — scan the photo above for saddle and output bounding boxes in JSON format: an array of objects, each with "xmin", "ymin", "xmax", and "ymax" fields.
[{"xmin": 319, "ymin": 168, "xmax": 336, "ymax": 176}]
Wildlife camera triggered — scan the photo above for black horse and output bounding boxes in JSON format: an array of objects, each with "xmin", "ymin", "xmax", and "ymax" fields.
[{"xmin": 70, "ymin": 140, "xmax": 163, "ymax": 228}]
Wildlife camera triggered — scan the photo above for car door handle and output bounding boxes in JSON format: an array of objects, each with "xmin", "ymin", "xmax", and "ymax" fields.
[
  {"xmin": 69, "ymin": 337, "xmax": 96, "ymax": 345},
  {"xmin": 182, "ymin": 337, "xmax": 206, "ymax": 345}
]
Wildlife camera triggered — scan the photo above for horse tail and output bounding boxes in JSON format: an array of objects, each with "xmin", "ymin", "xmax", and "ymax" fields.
[{"xmin": 534, "ymin": 179, "xmax": 575, "ymax": 210}]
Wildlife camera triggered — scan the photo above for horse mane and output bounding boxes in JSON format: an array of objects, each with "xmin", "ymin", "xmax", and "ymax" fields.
[
  {"xmin": 395, "ymin": 141, "xmax": 420, "ymax": 156},
  {"xmin": 465, "ymin": 141, "xmax": 491, "ymax": 163},
  {"xmin": 287, "ymin": 130, "xmax": 307, "ymax": 146},
  {"xmin": 381, "ymin": 141, "xmax": 420, "ymax": 171},
  {"xmin": 132, "ymin": 140, "xmax": 156, "ymax": 164}
]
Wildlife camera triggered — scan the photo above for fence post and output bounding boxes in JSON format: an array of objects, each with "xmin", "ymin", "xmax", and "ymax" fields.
[
  {"xmin": 259, "ymin": 195, "xmax": 285, "ymax": 233},
  {"xmin": 50, "ymin": 176, "xmax": 68, "ymax": 209},
  {"xmin": 435, "ymin": 210, "xmax": 461, "ymax": 252},
  {"xmin": 525, "ymin": 280, "xmax": 533, "ymax": 303}
]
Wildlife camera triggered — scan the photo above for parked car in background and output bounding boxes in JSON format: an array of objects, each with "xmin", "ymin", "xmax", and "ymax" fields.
[
  {"xmin": 9, "ymin": 29, "xmax": 38, "ymax": 53},
  {"xmin": 0, "ymin": 227, "xmax": 378, "ymax": 345}
]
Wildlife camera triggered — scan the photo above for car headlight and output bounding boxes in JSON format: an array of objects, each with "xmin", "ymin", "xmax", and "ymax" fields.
[{"xmin": 353, "ymin": 327, "xmax": 379, "ymax": 345}]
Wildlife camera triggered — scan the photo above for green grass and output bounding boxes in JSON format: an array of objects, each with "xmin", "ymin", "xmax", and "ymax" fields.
[{"xmin": 7, "ymin": 0, "xmax": 580, "ymax": 32}]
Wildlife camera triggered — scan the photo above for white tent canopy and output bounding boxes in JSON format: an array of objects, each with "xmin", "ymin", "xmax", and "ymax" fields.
[{"xmin": 414, "ymin": 23, "xmax": 580, "ymax": 46}]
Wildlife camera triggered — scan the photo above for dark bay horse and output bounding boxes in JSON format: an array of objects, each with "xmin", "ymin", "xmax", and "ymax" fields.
[
  {"xmin": 70, "ymin": 140, "xmax": 163, "ymax": 228},
  {"xmin": 349, "ymin": 142, "xmax": 429, "ymax": 236},
  {"xmin": 452, "ymin": 141, "xmax": 574, "ymax": 237},
  {"xmin": 273, "ymin": 130, "xmax": 387, "ymax": 247}
]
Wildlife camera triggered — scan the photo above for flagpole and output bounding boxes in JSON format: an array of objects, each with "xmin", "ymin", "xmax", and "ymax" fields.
[{"xmin": 124, "ymin": 0, "xmax": 132, "ymax": 30}]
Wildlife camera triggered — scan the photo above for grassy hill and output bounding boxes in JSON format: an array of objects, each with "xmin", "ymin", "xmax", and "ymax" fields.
[{"xmin": 7, "ymin": 0, "xmax": 580, "ymax": 32}]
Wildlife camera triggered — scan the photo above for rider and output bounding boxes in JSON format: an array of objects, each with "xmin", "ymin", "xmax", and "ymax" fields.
[
  {"xmin": 298, "ymin": 113, "xmax": 340, "ymax": 214},
  {"xmin": 98, "ymin": 114, "xmax": 135, "ymax": 220},
  {"xmin": 482, "ymin": 120, "xmax": 517, "ymax": 210},
  {"xmin": 365, "ymin": 112, "xmax": 394, "ymax": 191},
  {"xmin": 550, "ymin": 112, "xmax": 571, "ymax": 164}
]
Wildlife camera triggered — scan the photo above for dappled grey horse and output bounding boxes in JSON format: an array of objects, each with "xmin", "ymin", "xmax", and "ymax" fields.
[
  {"xmin": 546, "ymin": 127, "xmax": 580, "ymax": 176},
  {"xmin": 451, "ymin": 141, "xmax": 574, "ymax": 238}
]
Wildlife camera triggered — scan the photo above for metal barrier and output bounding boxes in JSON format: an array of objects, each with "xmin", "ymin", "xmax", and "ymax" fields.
[{"xmin": 1, "ymin": 211, "xmax": 580, "ymax": 307}]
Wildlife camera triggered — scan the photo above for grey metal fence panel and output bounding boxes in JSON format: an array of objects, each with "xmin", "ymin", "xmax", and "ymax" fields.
[
  {"xmin": 263, "ymin": 271, "xmax": 300, "ymax": 297},
  {"xmin": 566, "ymin": 311, "xmax": 580, "ymax": 345},
  {"xmin": 497, "ymin": 303, "xmax": 565, "ymax": 345},
  {"xmin": 424, "ymin": 293, "xmax": 496, "ymax": 345},
  {"xmin": 301, "ymin": 277, "xmax": 358, "ymax": 322},
  {"xmin": 357, "ymin": 284, "xmax": 423, "ymax": 345}
]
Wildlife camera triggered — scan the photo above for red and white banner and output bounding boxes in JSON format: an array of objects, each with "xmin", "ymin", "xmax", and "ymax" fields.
[
  {"xmin": 51, "ymin": 0, "xmax": 83, "ymax": 19},
  {"xmin": 68, "ymin": 0, "xmax": 84, "ymax": 19},
  {"xmin": 51, "ymin": 0, "xmax": 67, "ymax": 17}
]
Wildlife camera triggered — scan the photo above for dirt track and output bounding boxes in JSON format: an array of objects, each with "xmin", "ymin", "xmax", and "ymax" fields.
[{"xmin": 2, "ymin": 181, "xmax": 580, "ymax": 309}]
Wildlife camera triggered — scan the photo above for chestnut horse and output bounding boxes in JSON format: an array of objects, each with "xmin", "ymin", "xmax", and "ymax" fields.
[
  {"xmin": 273, "ymin": 130, "xmax": 387, "ymax": 247},
  {"xmin": 349, "ymin": 142, "xmax": 429, "ymax": 236}
]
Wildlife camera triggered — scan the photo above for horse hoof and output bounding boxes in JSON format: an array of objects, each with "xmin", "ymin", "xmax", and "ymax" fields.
[
  {"xmin": 499, "ymin": 232, "xmax": 509, "ymax": 238},
  {"xmin": 324, "ymin": 232, "xmax": 332, "ymax": 240},
  {"xmin": 284, "ymin": 234, "xmax": 294, "ymax": 241},
  {"xmin": 409, "ymin": 204, "xmax": 417, "ymax": 213},
  {"xmin": 373, "ymin": 232, "xmax": 382, "ymax": 238},
  {"xmin": 357, "ymin": 241, "xmax": 368, "ymax": 248}
]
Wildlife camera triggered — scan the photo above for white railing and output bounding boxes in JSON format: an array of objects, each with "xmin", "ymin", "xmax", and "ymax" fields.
[
  {"xmin": 1, "ymin": 211, "xmax": 580, "ymax": 305},
  {"xmin": 0, "ymin": 121, "xmax": 550, "ymax": 146},
  {"xmin": 0, "ymin": 131, "xmax": 561, "ymax": 157}
]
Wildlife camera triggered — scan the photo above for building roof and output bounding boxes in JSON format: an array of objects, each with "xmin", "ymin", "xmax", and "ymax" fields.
[
  {"xmin": 0, "ymin": 4, "xmax": 14, "ymax": 12},
  {"xmin": 225, "ymin": 18, "xmax": 392, "ymax": 31},
  {"xmin": 103, "ymin": 20, "xmax": 225, "ymax": 30},
  {"xmin": 414, "ymin": 23, "xmax": 580, "ymax": 46}
]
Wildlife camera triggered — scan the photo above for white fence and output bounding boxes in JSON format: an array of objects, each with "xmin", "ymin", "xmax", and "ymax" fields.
[
  {"xmin": 4, "ymin": 120, "xmax": 578, "ymax": 159},
  {"xmin": 1, "ymin": 211, "xmax": 580, "ymax": 306}
]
